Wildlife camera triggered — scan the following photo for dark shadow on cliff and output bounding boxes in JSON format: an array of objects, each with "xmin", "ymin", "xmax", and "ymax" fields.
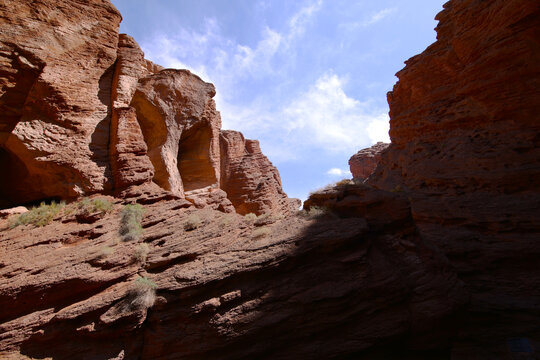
[
  {"xmin": 136, "ymin": 184, "xmax": 468, "ymax": 360},
  {"xmin": 89, "ymin": 62, "xmax": 116, "ymax": 191}
]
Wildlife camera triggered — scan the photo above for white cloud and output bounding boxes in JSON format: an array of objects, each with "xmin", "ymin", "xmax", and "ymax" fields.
[
  {"xmin": 367, "ymin": 114, "xmax": 391, "ymax": 143},
  {"xmin": 288, "ymin": 0, "xmax": 323, "ymax": 40},
  {"xmin": 340, "ymin": 7, "xmax": 397, "ymax": 30},
  {"xmin": 327, "ymin": 168, "xmax": 352, "ymax": 177},
  {"xmin": 279, "ymin": 72, "xmax": 388, "ymax": 155},
  {"xmin": 364, "ymin": 7, "xmax": 397, "ymax": 26}
]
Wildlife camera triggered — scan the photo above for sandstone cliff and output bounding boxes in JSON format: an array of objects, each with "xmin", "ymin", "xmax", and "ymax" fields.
[
  {"xmin": 0, "ymin": 0, "xmax": 291, "ymax": 216},
  {"xmin": 309, "ymin": 0, "xmax": 540, "ymax": 357}
]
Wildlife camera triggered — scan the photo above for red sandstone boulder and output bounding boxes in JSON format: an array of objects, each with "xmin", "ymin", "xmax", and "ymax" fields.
[{"xmin": 348, "ymin": 142, "xmax": 389, "ymax": 181}]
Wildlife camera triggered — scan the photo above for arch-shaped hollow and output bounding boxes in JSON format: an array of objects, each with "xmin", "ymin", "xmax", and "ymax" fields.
[
  {"xmin": 178, "ymin": 124, "xmax": 217, "ymax": 192},
  {"xmin": 0, "ymin": 147, "xmax": 31, "ymax": 209}
]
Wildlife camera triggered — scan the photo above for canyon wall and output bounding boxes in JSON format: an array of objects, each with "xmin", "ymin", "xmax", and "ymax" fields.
[
  {"xmin": 365, "ymin": 0, "xmax": 540, "ymax": 356},
  {"xmin": 0, "ymin": 0, "xmax": 291, "ymax": 215}
]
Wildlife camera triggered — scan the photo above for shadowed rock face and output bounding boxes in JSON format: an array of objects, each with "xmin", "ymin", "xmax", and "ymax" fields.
[
  {"xmin": 366, "ymin": 0, "xmax": 540, "ymax": 356},
  {"xmin": 0, "ymin": 191, "xmax": 467, "ymax": 359}
]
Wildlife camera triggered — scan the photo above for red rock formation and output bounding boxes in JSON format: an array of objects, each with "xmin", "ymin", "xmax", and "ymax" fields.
[
  {"xmin": 109, "ymin": 34, "xmax": 154, "ymax": 191},
  {"xmin": 348, "ymin": 142, "xmax": 389, "ymax": 181},
  {"xmin": 220, "ymin": 130, "xmax": 293, "ymax": 215},
  {"xmin": 367, "ymin": 0, "xmax": 540, "ymax": 356},
  {"xmin": 0, "ymin": 0, "xmax": 291, "ymax": 216},
  {"xmin": 0, "ymin": 190, "xmax": 466, "ymax": 359},
  {"xmin": 0, "ymin": 0, "xmax": 122, "ymax": 207},
  {"xmin": 131, "ymin": 69, "xmax": 222, "ymax": 198}
]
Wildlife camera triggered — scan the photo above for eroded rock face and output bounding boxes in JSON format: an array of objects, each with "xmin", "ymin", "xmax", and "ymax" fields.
[
  {"xmin": 131, "ymin": 70, "xmax": 221, "ymax": 198},
  {"xmin": 220, "ymin": 130, "xmax": 292, "ymax": 216},
  {"xmin": 367, "ymin": 0, "xmax": 540, "ymax": 356},
  {"xmin": 0, "ymin": 0, "xmax": 122, "ymax": 207},
  {"xmin": 348, "ymin": 142, "xmax": 389, "ymax": 181}
]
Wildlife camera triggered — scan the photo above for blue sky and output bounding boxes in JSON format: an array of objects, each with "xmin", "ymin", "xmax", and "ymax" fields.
[{"xmin": 111, "ymin": 0, "xmax": 446, "ymax": 201}]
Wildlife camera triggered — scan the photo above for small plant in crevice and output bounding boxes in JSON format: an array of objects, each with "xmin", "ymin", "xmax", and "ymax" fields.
[
  {"xmin": 244, "ymin": 213, "xmax": 257, "ymax": 223},
  {"xmin": 127, "ymin": 276, "xmax": 157, "ymax": 310},
  {"xmin": 132, "ymin": 243, "xmax": 150, "ymax": 264},
  {"xmin": 252, "ymin": 226, "xmax": 271, "ymax": 239},
  {"xmin": 184, "ymin": 214, "xmax": 202, "ymax": 231},
  {"xmin": 119, "ymin": 204, "xmax": 144, "ymax": 242},
  {"xmin": 9, "ymin": 201, "xmax": 65, "ymax": 228},
  {"xmin": 97, "ymin": 246, "xmax": 114, "ymax": 259}
]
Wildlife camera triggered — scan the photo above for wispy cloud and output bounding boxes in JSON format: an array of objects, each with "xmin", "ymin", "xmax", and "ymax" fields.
[
  {"xmin": 288, "ymin": 0, "xmax": 323, "ymax": 40},
  {"xmin": 340, "ymin": 7, "xmax": 397, "ymax": 30},
  {"xmin": 326, "ymin": 168, "xmax": 352, "ymax": 177}
]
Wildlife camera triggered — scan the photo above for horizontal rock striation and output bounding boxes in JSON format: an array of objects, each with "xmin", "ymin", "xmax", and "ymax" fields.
[{"xmin": 0, "ymin": 192, "xmax": 466, "ymax": 359}]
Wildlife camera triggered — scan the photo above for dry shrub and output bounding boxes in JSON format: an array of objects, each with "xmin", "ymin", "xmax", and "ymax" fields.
[
  {"xmin": 252, "ymin": 226, "xmax": 271, "ymax": 239},
  {"xmin": 132, "ymin": 243, "xmax": 150, "ymax": 263},
  {"xmin": 184, "ymin": 214, "xmax": 202, "ymax": 231},
  {"xmin": 9, "ymin": 201, "xmax": 65, "ymax": 228},
  {"xmin": 127, "ymin": 276, "xmax": 157, "ymax": 310},
  {"xmin": 119, "ymin": 204, "xmax": 144, "ymax": 241}
]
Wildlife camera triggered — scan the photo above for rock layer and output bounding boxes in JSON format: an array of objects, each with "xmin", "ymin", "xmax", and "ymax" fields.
[
  {"xmin": 0, "ymin": 192, "xmax": 466, "ymax": 359},
  {"xmin": 348, "ymin": 142, "xmax": 389, "ymax": 181}
]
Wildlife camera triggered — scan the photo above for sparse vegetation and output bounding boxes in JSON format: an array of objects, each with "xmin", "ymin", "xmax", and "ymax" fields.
[
  {"xmin": 297, "ymin": 206, "xmax": 334, "ymax": 219},
  {"xmin": 128, "ymin": 276, "xmax": 157, "ymax": 310},
  {"xmin": 133, "ymin": 243, "xmax": 150, "ymax": 263},
  {"xmin": 335, "ymin": 179, "xmax": 355, "ymax": 187},
  {"xmin": 252, "ymin": 226, "xmax": 271, "ymax": 239},
  {"xmin": 119, "ymin": 204, "xmax": 144, "ymax": 241},
  {"xmin": 97, "ymin": 246, "xmax": 114, "ymax": 259},
  {"xmin": 391, "ymin": 185, "xmax": 403, "ymax": 193},
  {"xmin": 78, "ymin": 197, "xmax": 114, "ymax": 215},
  {"xmin": 244, "ymin": 213, "xmax": 257, "ymax": 222},
  {"xmin": 184, "ymin": 214, "xmax": 202, "ymax": 231},
  {"xmin": 9, "ymin": 201, "xmax": 65, "ymax": 228},
  {"xmin": 254, "ymin": 213, "xmax": 276, "ymax": 226}
]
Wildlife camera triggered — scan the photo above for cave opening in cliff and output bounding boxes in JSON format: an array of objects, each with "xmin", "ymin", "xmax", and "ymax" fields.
[
  {"xmin": 0, "ymin": 147, "xmax": 31, "ymax": 209},
  {"xmin": 177, "ymin": 124, "xmax": 217, "ymax": 192}
]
